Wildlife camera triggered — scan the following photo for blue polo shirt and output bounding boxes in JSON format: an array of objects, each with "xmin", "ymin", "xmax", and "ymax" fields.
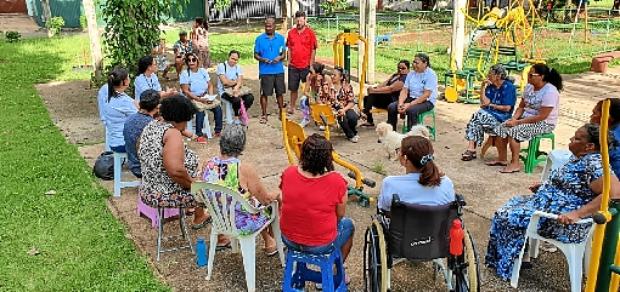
[
  {"xmin": 179, "ymin": 68, "xmax": 210, "ymax": 96},
  {"xmin": 378, "ymin": 173, "xmax": 456, "ymax": 211},
  {"xmin": 102, "ymin": 92, "xmax": 138, "ymax": 148},
  {"xmin": 254, "ymin": 32, "xmax": 286, "ymax": 75},
  {"xmin": 134, "ymin": 73, "xmax": 162, "ymax": 102},
  {"xmin": 404, "ymin": 68, "xmax": 439, "ymax": 105},
  {"xmin": 481, "ymin": 80, "xmax": 517, "ymax": 122}
]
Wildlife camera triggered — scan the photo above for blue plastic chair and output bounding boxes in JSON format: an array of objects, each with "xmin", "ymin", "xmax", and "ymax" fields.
[{"xmin": 282, "ymin": 248, "xmax": 347, "ymax": 291}]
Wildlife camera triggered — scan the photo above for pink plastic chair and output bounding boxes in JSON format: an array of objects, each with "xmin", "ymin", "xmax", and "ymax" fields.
[{"xmin": 136, "ymin": 194, "xmax": 180, "ymax": 228}]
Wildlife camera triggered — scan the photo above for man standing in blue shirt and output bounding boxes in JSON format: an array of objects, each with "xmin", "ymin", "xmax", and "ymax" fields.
[{"xmin": 254, "ymin": 16, "xmax": 286, "ymax": 124}]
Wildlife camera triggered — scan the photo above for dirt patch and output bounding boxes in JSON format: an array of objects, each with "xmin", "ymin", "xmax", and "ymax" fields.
[{"xmin": 37, "ymin": 65, "xmax": 620, "ymax": 291}]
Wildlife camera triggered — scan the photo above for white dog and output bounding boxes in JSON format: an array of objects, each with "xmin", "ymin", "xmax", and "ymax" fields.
[{"xmin": 375, "ymin": 122, "xmax": 431, "ymax": 160}]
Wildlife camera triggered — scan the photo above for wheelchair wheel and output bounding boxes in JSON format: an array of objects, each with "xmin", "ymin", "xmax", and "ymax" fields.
[
  {"xmin": 451, "ymin": 228, "xmax": 480, "ymax": 292},
  {"xmin": 364, "ymin": 219, "xmax": 389, "ymax": 292}
]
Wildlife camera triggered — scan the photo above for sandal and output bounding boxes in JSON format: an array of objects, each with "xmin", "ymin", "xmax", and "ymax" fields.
[
  {"xmin": 486, "ymin": 161, "xmax": 508, "ymax": 167},
  {"xmin": 461, "ymin": 150, "xmax": 477, "ymax": 161},
  {"xmin": 191, "ymin": 216, "xmax": 212, "ymax": 230},
  {"xmin": 216, "ymin": 240, "xmax": 232, "ymax": 251},
  {"xmin": 263, "ymin": 245, "xmax": 278, "ymax": 256},
  {"xmin": 259, "ymin": 115, "xmax": 268, "ymax": 124}
]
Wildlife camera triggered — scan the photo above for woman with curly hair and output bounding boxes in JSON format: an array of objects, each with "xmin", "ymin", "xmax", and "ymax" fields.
[{"xmin": 279, "ymin": 134, "xmax": 354, "ymax": 282}]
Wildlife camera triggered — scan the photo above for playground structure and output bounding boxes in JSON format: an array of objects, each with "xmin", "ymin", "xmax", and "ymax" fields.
[{"xmin": 281, "ymin": 110, "xmax": 376, "ymax": 207}]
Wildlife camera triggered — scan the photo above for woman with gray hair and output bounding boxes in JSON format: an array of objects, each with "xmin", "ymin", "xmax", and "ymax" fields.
[
  {"xmin": 200, "ymin": 124, "xmax": 279, "ymax": 254},
  {"xmin": 461, "ymin": 64, "xmax": 517, "ymax": 161}
]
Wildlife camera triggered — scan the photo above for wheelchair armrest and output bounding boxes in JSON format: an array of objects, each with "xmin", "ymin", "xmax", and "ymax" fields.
[{"xmin": 455, "ymin": 194, "xmax": 467, "ymax": 207}]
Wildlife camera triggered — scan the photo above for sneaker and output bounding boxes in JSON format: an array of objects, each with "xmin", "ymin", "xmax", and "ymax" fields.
[
  {"xmin": 196, "ymin": 136, "xmax": 207, "ymax": 144},
  {"xmin": 319, "ymin": 125, "xmax": 325, "ymax": 131},
  {"xmin": 349, "ymin": 135, "xmax": 360, "ymax": 143}
]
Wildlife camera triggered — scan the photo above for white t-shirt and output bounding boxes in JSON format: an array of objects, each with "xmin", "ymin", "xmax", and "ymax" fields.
[
  {"xmin": 522, "ymin": 83, "xmax": 560, "ymax": 125},
  {"xmin": 179, "ymin": 68, "xmax": 210, "ymax": 96},
  {"xmin": 378, "ymin": 173, "xmax": 456, "ymax": 212},
  {"xmin": 216, "ymin": 62, "xmax": 243, "ymax": 95}
]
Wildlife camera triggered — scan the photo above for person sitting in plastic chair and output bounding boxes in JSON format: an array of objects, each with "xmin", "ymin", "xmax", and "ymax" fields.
[
  {"xmin": 485, "ymin": 123, "xmax": 620, "ymax": 281},
  {"xmin": 279, "ymin": 134, "xmax": 355, "ymax": 285}
]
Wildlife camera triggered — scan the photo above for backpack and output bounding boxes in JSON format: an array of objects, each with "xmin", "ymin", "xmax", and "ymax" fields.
[{"xmin": 93, "ymin": 151, "xmax": 114, "ymax": 180}]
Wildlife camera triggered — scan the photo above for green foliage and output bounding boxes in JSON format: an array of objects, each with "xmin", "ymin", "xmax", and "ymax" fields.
[
  {"xmin": 46, "ymin": 16, "xmax": 65, "ymax": 37},
  {"xmin": 370, "ymin": 161, "xmax": 387, "ymax": 176},
  {"xmin": 214, "ymin": 0, "xmax": 232, "ymax": 10},
  {"xmin": 5, "ymin": 31, "xmax": 21, "ymax": 43},
  {"xmin": 79, "ymin": 15, "xmax": 87, "ymax": 30},
  {"xmin": 100, "ymin": 0, "xmax": 188, "ymax": 74},
  {"xmin": 320, "ymin": 0, "xmax": 350, "ymax": 16},
  {"xmin": 0, "ymin": 36, "xmax": 168, "ymax": 291}
]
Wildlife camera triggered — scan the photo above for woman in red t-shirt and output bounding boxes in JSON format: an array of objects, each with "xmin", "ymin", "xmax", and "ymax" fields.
[{"xmin": 279, "ymin": 134, "xmax": 355, "ymax": 263}]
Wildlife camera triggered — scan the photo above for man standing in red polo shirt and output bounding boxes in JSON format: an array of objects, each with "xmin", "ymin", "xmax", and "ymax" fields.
[{"xmin": 286, "ymin": 10, "xmax": 318, "ymax": 115}]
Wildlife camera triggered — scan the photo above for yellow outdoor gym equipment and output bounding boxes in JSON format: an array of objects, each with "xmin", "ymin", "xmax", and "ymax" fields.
[
  {"xmin": 584, "ymin": 98, "xmax": 620, "ymax": 292},
  {"xmin": 281, "ymin": 110, "xmax": 376, "ymax": 207},
  {"xmin": 333, "ymin": 31, "xmax": 369, "ymax": 112}
]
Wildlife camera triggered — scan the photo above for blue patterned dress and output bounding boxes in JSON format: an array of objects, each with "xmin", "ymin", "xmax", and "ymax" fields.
[
  {"xmin": 202, "ymin": 157, "xmax": 271, "ymax": 235},
  {"xmin": 485, "ymin": 153, "xmax": 606, "ymax": 280}
]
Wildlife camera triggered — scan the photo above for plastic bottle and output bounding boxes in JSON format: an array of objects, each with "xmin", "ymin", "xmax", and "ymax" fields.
[
  {"xmin": 449, "ymin": 219, "xmax": 464, "ymax": 256},
  {"xmin": 196, "ymin": 236, "xmax": 208, "ymax": 268}
]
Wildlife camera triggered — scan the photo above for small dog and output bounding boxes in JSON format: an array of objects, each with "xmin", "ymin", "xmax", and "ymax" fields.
[{"xmin": 375, "ymin": 122, "xmax": 430, "ymax": 160}]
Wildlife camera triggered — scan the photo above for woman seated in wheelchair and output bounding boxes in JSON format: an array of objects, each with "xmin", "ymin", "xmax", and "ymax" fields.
[
  {"xmin": 485, "ymin": 123, "xmax": 620, "ymax": 281},
  {"xmin": 279, "ymin": 134, "xmax": 354, "ymax": 280},
  {"xmin": 379, "ymin": 135, "xmax": 455, "ymax": 214}
]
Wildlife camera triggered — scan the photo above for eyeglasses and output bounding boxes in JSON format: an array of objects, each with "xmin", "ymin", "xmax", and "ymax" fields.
[
  {"xmin": 528, "ymin": 73, "xmax": 541, "ymax": 77},
  {"xmin": 188, "ymin": 57, "xmax": 198, "ymax": 63},
  {"xmin": 398, "ymin": 66, "xmax": 407, "ymax": 70}
]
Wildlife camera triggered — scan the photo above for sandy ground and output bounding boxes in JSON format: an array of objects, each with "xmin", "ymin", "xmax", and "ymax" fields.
[{"xmin": 36, "ymin": 64, "xmax": 620, "ymax": 291}]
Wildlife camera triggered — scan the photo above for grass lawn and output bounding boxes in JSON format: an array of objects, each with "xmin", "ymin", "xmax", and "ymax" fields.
[{"xmin": 0, "ymin": 35, "xmax": 168, "ymax": 291}]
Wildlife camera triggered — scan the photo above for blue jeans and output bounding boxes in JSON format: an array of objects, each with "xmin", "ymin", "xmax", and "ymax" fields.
[
  {"xmin": 195, "ymin": 105, "xmax": 223, "ymax": 136},
  {"xmin": 110, "ymin": 145, "xmax": 126, "ymax": 153},
  {"xmin": 282, "ymin": 217, "xmax": 354, "ymax": 254}
]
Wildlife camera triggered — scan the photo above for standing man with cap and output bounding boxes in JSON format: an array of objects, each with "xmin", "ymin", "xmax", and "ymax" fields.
[
  {"xmin": 286, "ymin": 11, "xmax": 318, "ymax": 115},
  {"xmin": 254, "ymin": 16, "xmax": 287, "ymax": 124}
]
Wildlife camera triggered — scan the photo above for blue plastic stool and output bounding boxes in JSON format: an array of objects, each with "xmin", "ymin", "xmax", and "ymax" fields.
[{"xmin": 282, "ymin": 248, "xmax": 347, "ymax": 292}]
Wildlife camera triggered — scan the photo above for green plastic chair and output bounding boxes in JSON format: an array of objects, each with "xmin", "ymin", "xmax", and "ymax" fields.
[
  {"xmin": 401, "ymin": 108, "xmax": 436, "ymax": 141},
  {"xmin": 519, "ymin": 132, "xmax": 555, "ymax": 173}
]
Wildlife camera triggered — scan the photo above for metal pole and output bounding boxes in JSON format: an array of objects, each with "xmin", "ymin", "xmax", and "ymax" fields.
[{"xmin": 344, "ymin": 28, "xmax": 351, "ymax": 74}]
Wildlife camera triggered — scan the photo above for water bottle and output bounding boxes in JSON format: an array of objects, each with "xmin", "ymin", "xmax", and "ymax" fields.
[
  {"xmin": 196, "ymin": 236, "xmax": 208, "ymax": 268},
  {"xmin": 449, "ymin": 219, "xmax": 464, "ymax": 257}
]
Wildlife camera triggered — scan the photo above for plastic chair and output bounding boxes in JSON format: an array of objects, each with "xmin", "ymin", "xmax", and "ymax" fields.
[
  {"xmin": 282, "ymin": 248, "xmax": 347, "ymax": 292},
  {"xmin": 511, "ymin": 211, "xmax": 594, "ymax": 292},
  {"xmin": 540, "ymin": 149, "xmax": 573, "ymax": 181},
  {"xmin": 187, "ymin": 112, "xmax": 213, "ymax": 139},
  {"xmin": 221, "ymin": 98, "xmax": 234, "ymax": 124},
  {"xmin": 520, "ymin": 132, "xmax": 555, "ymax": 173},
  {"xmin": 191, "ymin": 182, "xmax": 285, "ymax": 292},
  {"xmin": 112, "ymin": 152, "xmax": 140, "ymax": 197},
  {"xmin": 136, "ymin": 194, "xmax": 179, "ymax": 228},
  {"xmin": 401, "ymin": 108, "xmax": 436, "ymax": 141}
]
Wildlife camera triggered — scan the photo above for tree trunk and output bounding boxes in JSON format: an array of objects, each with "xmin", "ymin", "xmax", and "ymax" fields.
[
  {"xmin": 83, "ymin": 0, "xmax": 103, "ymax": 80},
  {"xmin": 452, "ymin": 0, "xmax": 466, "ymax": 70}
]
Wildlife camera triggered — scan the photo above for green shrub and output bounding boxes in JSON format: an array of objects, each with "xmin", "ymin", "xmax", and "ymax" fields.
[
  {"xmin": 79, "ymin": 15, "xmax": 87, "ymax": 31},
  {"xmin": 46, "ymin": 16, "xmax": 65, "ymax": 37},
  {"xmin": 5, "ymin": 31, "xmax": 21, "ymax": 43}
]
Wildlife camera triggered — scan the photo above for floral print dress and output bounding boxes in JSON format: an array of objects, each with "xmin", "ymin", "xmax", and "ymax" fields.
[
  {"xmin": 202, "ymin": 157, "xmax": 271, "ymax": 235},
  {"xmin": 485, "ymin": 153, "xmax": 606, "ymax": 280}
]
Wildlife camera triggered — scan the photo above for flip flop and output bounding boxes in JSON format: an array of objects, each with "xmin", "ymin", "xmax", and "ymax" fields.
[
  {"xmin": 263, "ymin": 246, "xmax": 278, "ymax": 256},
  {"xmin": 259, "ymin": 115, "xmax": 268, "ymax": 124},
  {"xmin": 461, "ymin": 150, "xmax": 477, "ymax": 161},
  {"xmin": 499, "ymin": 168, "xmax": 521, "ymax": 173},
  {"xmin": 191, "ymin": 217, "xmax": 212, "ymax": 230},
  {"xmin": 486, "ymin": 161, "xmax": 508, "ymax": 167},
  {"xmin": 216, "ymin": 241, "xmax": 232, "ymax": 251}
]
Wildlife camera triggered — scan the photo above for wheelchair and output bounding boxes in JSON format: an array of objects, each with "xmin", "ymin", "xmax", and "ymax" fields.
[{"xmin": 363, "ymin": 194, "xmax": 480, "ymax": 292}]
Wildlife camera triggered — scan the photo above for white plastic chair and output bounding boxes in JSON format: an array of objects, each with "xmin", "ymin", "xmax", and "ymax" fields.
[
  {"xmin": 112, "ymin": 152, "xmax": 140, "ymax": 197},
  {"xmin": 187, "ymin": 112, "xmax": 213, "ymax": 139},
  {"xmin": 510, "ymin": 211, "xmax": 595, "ymax": 292},
  {"xmin": 541, "ymin": 149, "xmax": 573, "ymax": 181},
  {"xmin": 221, "ymin": 98, "xmax": 234, "ymax": 124},
  {"xmin": 192, "ymin": 182, "xmax": 285, "ymax": 292}
]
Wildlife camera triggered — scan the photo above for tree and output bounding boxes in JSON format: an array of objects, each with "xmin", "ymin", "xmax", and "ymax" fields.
[{"xmin": 100, "ymin": 0, "xmax": 188, "ymax": 74}]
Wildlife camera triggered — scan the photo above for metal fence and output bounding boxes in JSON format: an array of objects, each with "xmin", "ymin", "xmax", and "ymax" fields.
[{"xmin": 208, "ymin": 0, "xmax": 321, "ymax": 21}]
